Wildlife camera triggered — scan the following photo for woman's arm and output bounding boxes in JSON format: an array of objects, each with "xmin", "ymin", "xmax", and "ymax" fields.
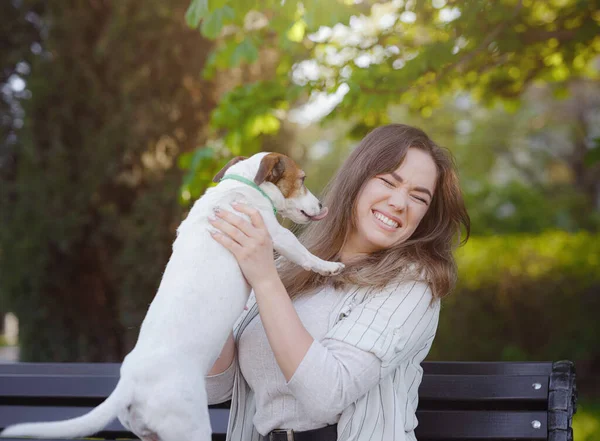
[
  {"xmin": 284, "ymin": 282, "xmax": 439, "ymax": 420},
  {"xmin": 208, "ymin": 202, "xmax": 315, "ymax": 381}
]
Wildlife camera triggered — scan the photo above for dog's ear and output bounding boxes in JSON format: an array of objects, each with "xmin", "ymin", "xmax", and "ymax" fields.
[
  {"xmin": 212, "ymin": 156, "xmax": 248, "ymax": 183},
  {"xmin": 254, "ymin": 153, "xmax": 286, "ymax": 185}
]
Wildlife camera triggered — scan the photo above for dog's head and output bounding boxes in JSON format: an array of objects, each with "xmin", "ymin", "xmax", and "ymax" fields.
[{"xmin": 213, "ymin": 152, "xmax": 328, "ymax": 224}]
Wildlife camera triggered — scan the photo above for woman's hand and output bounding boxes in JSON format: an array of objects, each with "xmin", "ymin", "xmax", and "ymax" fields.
[{"xmin": 208, "ymin": 202, "xmax": 279, "ymax": 289}]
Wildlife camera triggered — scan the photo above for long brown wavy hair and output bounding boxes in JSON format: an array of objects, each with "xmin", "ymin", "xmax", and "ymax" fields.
[{"xmin": 278, "ymin": 124, "xmax": 470, "ymax": 301}]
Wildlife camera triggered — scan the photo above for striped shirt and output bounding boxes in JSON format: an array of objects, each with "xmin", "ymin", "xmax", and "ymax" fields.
[{"xmin": 206, "ymin": 280, "xmax": 440, "ymax": 441}]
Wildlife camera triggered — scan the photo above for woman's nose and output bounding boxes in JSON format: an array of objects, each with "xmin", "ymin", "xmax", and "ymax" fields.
[{"xmin": 389, "ymin": 192, "xmax": 407, "ymax": 211}]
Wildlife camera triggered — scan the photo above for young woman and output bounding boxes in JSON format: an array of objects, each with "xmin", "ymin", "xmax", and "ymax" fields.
[{"xmin": 206, "ymin": 124, "xmax": 470, "ymax": 441}]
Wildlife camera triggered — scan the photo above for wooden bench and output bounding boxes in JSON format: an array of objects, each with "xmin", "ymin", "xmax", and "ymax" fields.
[{"xmin": 0, "ymin": 360, "xmax": 577, "ymax": 441}]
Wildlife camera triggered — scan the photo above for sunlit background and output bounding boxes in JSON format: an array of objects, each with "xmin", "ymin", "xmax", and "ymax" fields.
[{"xmin": 1, "ymin": 0, "xmax": 599, "ymax": 439}]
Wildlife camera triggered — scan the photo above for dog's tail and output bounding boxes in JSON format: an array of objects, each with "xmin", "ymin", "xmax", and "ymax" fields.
[{"xmin": 0, "ymin": 379, "xmax": 130, "ymax": 439}]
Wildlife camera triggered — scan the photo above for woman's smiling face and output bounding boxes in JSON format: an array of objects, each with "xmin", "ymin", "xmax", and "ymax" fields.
[{"xmin": 341, "ymin": 148, "xmax": 438, "ymax": 260}]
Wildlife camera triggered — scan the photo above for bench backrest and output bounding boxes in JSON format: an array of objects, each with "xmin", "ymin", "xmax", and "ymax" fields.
[{"xmin": 0, "ymin": 361, "xmax": 576, "ymax": 441}]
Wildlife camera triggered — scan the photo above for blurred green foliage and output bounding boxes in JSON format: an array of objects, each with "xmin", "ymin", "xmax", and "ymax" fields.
[
  {"xmin": 182, "ymin": 0, "xmax": 600, "ymax": 189},
  {"xmin": 430, "ymin": 230, "xmax": 600, "ymax": 391},
  {"xmin": 574, "ymin": 399, "xmax": 600, "ymax": 441},
  {"xmin": 455, "ymin": 230, "xmax": 599, "ymax": 293}
]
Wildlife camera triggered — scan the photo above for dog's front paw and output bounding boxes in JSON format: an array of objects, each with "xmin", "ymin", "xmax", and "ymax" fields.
[{"xmin": 315, "ymin": 261, "xmax": 345, "ymax": 277}]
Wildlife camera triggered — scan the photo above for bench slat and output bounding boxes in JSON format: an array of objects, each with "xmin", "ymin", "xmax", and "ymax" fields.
[
  {"xmin": 422, "ymin": 362, "xmax": 553, "ymax": 376},
  {"xmin": 414, "ymin": 410, "xmax": 548, "ymax": 440},
  {"xmin": 0, "ymin": 375, "xmax": 119, "ymax": 399},
  {"xmin": 0, "ymin": 374, "xmax": 550, "ymax": 403},
  {"xmin": 0, "ymin": 361, "xmax": 554, "ymax": 376},
  {"xmin": 0, "ymin": 405, "xmax": 229, "ymax": 435},
  {"xmin": 0, "ymin": 407, "xmax": 548, "ymax": 440},
  {"xmin": 0, "ymin": 364, "xmax": 121, "ymax": 376},
  {"xmin": 419, "ymin": 374, "xmax": 549, "ymax": 401},
  {"xmin": 2, "ymin": 438, "xmax": 110, "ymax": 441}
]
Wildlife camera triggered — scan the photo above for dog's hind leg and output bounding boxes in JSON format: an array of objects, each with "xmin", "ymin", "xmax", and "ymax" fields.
[
  {"xmin": 151, "ymin": 404, "xmax": 212, "ymax": 441},
  {"xmin": 135, "ymin": 404, "xmax": 212, "ymax": 441}
]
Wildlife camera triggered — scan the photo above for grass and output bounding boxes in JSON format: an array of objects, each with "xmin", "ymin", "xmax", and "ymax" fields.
[{"xmin": 573, "ymin": 399, "xmax": 600, "ymax": 441}]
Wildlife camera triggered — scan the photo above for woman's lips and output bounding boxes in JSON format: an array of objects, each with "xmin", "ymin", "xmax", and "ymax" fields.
[{"xmin": 372, "ymin": 210, "xmax": 401, "ymax": 231}]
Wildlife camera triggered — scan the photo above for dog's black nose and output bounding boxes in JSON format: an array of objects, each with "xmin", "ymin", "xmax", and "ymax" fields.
[{"xmin": 319, "ymin": 202, "xmax": 323, "ymax": 210}]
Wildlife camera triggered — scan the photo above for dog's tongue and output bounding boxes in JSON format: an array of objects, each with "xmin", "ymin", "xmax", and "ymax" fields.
[{"xmin": 312, "ymin": 207, "xmax": 328, "ymax": 221}]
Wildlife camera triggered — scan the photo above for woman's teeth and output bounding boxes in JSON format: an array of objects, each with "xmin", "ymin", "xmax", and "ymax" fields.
[{"xmin": 373, "ymin": 211, "xmax": 399, "ymax": 228}]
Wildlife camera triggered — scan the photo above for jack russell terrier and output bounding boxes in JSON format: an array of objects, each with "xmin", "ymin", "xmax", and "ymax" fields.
[{"xmin": 1, "ymin": 152, "xmax": 345, "ymax": 441}]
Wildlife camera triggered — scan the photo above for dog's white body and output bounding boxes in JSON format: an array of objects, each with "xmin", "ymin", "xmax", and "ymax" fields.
[{"xmin": 1, "ymin": 153, "xmax": 343, "ymax": 441}]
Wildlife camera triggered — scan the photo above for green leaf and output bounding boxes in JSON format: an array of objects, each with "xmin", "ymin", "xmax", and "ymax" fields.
[
  {"xmin": 231, "ymin": 38, "xmax": 259, "ymax": 66},
  {"xmin": 178, "ymin": 151, "xmax": 194, "ymax": 170},
  {"xmin": 210, "ymin": 0, "xmax": 229, "ymax": 8},
  {"xmin": 180, "ymin": 147, "xmax": 218, "ymax": 202},
  {"xmin": 287, "ymin": 19, "xmax": 306, "ymax": 42},
  {"xmin": 302, "ymin": 0, "xmax": 354, "ymax": 29},
  {"xmin": 191, "ymin": 146, "xmax": 216, "ymax": 170},
  {"xmin": 246, "ymin": 114, "xmax": 281, "ymax": 137},
  {"xmin": 185, "ymin": 0, "xmax": 209, "ymax": 28},
  {"xmin": 180, "ymin": 146, "xmax": 216, "ymax": 171},
  {"xmin": 201, "ymin": 6, "xmax": 235, "ymax": 39}
]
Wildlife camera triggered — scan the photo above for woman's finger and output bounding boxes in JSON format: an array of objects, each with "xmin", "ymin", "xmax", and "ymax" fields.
[
  {"xmin": 209, "ymin": 215, "xmax": 248, "ymax": 245},
  {"xmin": 214, "ymin": 207, "xmax": 256, "ymax": 237},
  {"xmin": 210, "ymin": 229, "xmax": 243, "ymax": 255},
  {"xmin": 231, "ymin": 202, "xmax": 266, "ymax": 230}
]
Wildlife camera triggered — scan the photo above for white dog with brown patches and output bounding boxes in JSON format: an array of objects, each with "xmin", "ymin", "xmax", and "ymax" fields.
[{"xmin": 0, "ymin": 152, "xmax": 344, "ymax": 441}]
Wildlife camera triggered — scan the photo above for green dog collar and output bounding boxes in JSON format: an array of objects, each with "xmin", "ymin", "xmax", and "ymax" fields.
[{"xmin": 219, "ymin": 174, "xmax": 277, "ymax": 216}]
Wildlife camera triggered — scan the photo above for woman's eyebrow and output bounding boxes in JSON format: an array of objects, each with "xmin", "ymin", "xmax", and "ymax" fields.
[{"xmin": 390, "ymin": 171, "xmax": 433, "ymax": 199}]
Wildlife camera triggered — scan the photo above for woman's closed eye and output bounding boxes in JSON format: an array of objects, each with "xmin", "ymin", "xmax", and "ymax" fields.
[
  {"xmin": 379, "ymin": 176, "xmax": 430, "ymax": 205},
  {"xmin": 378, "ymin": 177, "xmax": 394, "ymax": 187},
  {"xmin": 412, "ymin": 194, "xmax": 428, "ymax": 204}
]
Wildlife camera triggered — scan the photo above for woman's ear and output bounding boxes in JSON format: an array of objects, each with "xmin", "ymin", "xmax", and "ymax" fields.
[{"xmin": 212, "ymin": 156, "xmax": 248, "ymax": 183}]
